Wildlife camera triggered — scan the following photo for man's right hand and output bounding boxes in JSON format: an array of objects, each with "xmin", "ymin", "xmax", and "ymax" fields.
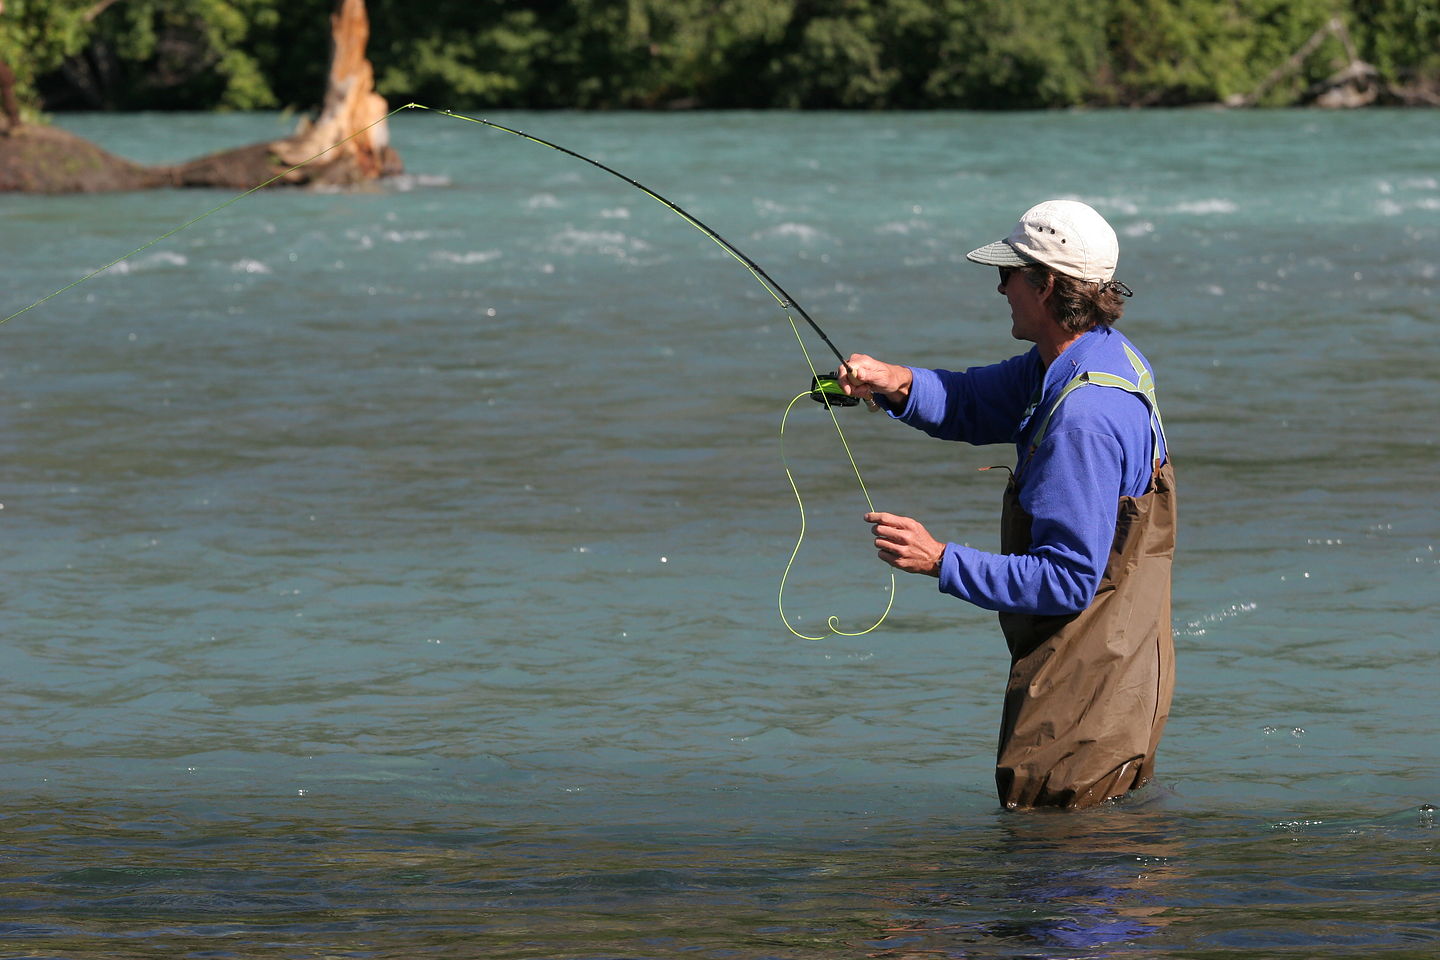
[{"xmin": 839, "ymin": 354, "xmax": 913, "ymax": 407}]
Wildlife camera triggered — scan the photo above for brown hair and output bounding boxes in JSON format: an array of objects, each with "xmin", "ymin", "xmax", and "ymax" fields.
[{"xmin": 1020, "ymin": 266, "xmax": 1129, "ymax": 334}]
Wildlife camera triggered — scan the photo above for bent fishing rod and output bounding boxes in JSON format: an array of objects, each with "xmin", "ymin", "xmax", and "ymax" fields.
[{"xmin": 408, "ymin": 105, "xmax": 868, "ymax": 409}]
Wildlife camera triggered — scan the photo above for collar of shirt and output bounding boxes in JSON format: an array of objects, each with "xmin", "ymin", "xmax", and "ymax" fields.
[{"xmin": 1014, "ymin": 327, "xmax": 1108, "ymax": 441}]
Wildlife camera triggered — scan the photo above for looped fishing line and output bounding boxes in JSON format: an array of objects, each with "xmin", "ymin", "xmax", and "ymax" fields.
[
  {"xmin": 3, "ymin": 102, "xmax": 896, "ymax": 639},
  {"xmin": 776, "ymin": 320, "xmax": 895, "ymax": 641},
  {"xmin": 777, "ymin": 391, "xmax": 896, "ymax": 641}
]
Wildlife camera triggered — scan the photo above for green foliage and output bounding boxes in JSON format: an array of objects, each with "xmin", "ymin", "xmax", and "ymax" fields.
[
  {"xmin": 0, "ymin": 0, "xmax": 93, "ymax": 115},
  {"xmin": 3, "ymin": 0, "xmax": 1438, "ymax": 112},
  {"xmin": 101, "ymin": 0, "xmax": 283, "ymax": 108},
  {"xmin": 1, "ymin": 0, "xmax": 285, "ymax": 111},
  {"xmin": 1105, "ymin": 0, "xmax": 1355, "ymax": 105},
  {"xmin": 774, "ymin": 1, "xmax": 901, "ymax": 108},
  {"xmin": 923, "ymin": 0, "xmax": 1111, "ymax": 108},
  {"xmin": 1351, "ymin": 0, "xmax": 1440, "ymax": 85}
]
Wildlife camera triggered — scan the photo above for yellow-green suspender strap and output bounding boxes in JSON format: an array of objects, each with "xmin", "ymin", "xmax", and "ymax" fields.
[{"xmin": 1028, "ymin": 343, "xmax": 1167, "ymax": 463}]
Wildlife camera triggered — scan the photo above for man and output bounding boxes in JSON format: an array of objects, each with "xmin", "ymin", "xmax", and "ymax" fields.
[{"xmin": 838, "ymin": 199, "xmax": 1176, "ymax": 811}]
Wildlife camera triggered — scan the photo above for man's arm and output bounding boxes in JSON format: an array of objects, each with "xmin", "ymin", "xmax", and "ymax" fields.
[
  {"xmin": 939, "ymin": 427, "xmax": 1125, "ymax": 614},
  {"xmin": 842, "ymin": 351, "xmax": 1039, "ymax": 444},
  {"xmin": 867, "ymin": 426, "xmax": 1125, "ymax": 615}
]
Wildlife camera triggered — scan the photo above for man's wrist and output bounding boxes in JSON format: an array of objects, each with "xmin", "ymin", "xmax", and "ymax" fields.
[{"xmin": 883, "ymin": 365, "xmax": 913, "ymax": 406}]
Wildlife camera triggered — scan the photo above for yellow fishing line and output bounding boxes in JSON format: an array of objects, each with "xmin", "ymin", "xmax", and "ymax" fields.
[
  {"xmin": 777, "ymin": 391, "xmax": 897, "ymax": 641},
  {"xmin": 3, "ymin": 101, "xmax": 896, "ymax": 639},
  {"xmin": 776, "ymin": 330, "xmax": 895, "ymax": 641}
]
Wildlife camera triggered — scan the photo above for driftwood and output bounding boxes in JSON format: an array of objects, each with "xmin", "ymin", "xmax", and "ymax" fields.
[{"xmin": 0, "ymin": 0, "xmax": 400, "ymax": 193}]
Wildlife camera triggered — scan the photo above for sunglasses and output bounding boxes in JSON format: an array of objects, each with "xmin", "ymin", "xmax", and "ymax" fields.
[{"xmin": 998, "ymin": 266, "xmax": 1019, "ymax": 285}]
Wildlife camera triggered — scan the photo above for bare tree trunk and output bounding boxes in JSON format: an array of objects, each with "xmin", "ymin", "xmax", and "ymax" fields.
[{"xmin": 273, "ymin": 0, "xmax": 393, "ymax": 179}]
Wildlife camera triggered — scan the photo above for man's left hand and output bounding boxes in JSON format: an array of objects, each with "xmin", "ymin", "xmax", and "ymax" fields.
[{"xmin": 865, "ymin": 512, "xmax": 944, "ymax": 577}]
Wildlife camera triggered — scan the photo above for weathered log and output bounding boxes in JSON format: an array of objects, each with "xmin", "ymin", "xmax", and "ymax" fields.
[
  {"xmin": 0, "ymin": 122, "xmax": 171, "ymax": 192},
  {"xmin": 0, "ymin": 0, "xmax": 400, "ymax": 193}
]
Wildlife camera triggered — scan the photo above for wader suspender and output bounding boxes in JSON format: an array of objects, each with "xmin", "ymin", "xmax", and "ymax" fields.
[{"xmin": 1027, "ymin": 343, "xmax": 1168, "ymax": 465}]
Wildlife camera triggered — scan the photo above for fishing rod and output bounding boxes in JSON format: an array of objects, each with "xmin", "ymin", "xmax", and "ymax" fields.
[{"xmin": 410, "ymin": 105, "xmax": 868, "ymax": 409}]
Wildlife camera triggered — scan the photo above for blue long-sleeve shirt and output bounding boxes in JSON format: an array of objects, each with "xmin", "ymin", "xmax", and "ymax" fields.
[{"xmin": 888, "ymin": 326, "xmax": 1165, "ymax": 616}]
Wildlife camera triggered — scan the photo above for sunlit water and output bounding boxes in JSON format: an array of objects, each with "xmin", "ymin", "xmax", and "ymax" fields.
[{"xmin": 1, "ymin": 109, "xmax": 1436, "ymax": 957}]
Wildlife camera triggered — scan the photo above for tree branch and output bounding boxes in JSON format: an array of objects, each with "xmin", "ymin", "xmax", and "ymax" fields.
[{"xmin": 83, "ymin": 0, "xmax": 125, "ymax": 25}]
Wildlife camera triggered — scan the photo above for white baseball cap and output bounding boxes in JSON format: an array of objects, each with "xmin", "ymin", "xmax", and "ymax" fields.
[{"xmin": 966, "ymin": 200, "xmax": 1119, "ymax": 284}]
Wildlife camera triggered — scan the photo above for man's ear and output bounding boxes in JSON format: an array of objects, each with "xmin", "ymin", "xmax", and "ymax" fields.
[{"xmin": 1038, "ymin": 272, "xmax": 1055, "ymax": 303}]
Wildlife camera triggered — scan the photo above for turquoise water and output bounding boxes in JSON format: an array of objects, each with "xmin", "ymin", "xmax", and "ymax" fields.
[{"xmin": 1, "ymin": 109, "xmax": 1437, "ymax": 957}]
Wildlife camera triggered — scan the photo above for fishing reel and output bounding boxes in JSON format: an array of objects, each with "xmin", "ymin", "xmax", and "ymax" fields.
[{"xmin": 809, "ymin": 372, "xmax": 860, "ymax": 407}]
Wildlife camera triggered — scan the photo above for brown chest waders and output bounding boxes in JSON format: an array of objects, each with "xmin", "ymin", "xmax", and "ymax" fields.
[{"xmin": 995, "ymin": 345, "xmax": 1177, "ymax": 810}]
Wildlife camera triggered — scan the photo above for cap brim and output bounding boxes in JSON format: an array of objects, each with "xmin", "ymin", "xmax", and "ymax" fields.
[{"xmin": 965, "ymin": 240, "xmax": 1031, "ymax": 268}]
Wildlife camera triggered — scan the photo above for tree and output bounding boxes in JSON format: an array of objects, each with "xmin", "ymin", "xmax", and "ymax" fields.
[
  {"xmin": 0, "ymin": 0, "xmax": 94, "ymax": 117},
  {"xmin": 1106, "ymin": 0, "xmax": 1351, "ymax": 105},
  {"xmin": 1351, "ymin": 0, "xmax": 1440, "ymax": 98},
  {"xmin": 925, "ymin": 0, "xmax": 1111, "ymax": 108}
]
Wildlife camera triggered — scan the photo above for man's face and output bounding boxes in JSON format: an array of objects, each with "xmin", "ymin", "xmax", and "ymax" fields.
[{"xmin": 998, "ymin": 268, "xmax": 1051, "ymax": 344}]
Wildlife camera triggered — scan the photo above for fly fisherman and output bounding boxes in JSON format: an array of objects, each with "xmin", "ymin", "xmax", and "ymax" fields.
[{"xmin": 838, "ymin": 200, "xmax": 1176, "ymax": 810}]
